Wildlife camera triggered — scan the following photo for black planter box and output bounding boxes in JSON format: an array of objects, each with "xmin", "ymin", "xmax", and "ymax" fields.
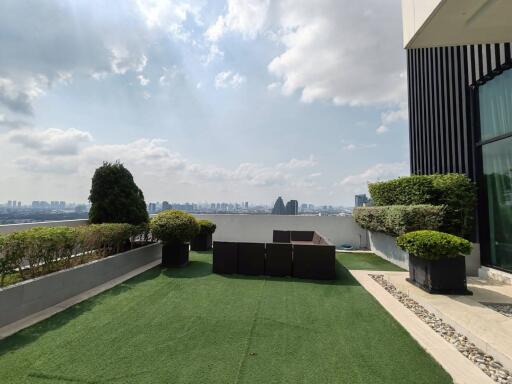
[
  {"xmin": 265, "ymin": 243, "xmax": 293, "ymax": 276},
  {"xmin": 191, "ymin": 233, "xmax": 213, "ymax": 251},
  {"xmin": 407, "ymin": 255, "xmax": 472, "ymax": 295},
  {"xmin": 292, "ymin": 244, "xmax": 336, "ymax": 280},
  {"xmin": 162, "ymin": 242, "xmax": 190, "ymax": 267},
  {"xmin": 212, "ymin": 241, "xmax": 238, "ymax": 274},
  {"xmin": 238, "ymin": 242, "xmax": 266, "ymax": 276}
]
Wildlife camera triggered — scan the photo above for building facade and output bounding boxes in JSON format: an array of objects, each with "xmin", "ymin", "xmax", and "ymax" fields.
[{"xmin": 402, "ymin": 0, "xmax": 512, "ymax": 274}]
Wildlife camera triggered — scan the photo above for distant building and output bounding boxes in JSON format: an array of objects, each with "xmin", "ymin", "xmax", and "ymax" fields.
[
  {"xmin": 162, "ymin": 201, "xmax": 170, "ymax": 211},
  {"xmin": 272, "ymin": 197, "xmax": 286, "ymax": 215},
  {"xmin": 148, "ymin": 202, "xmax": 157, "ymax": 213},
  {"xmin": 285, "ymin": 200, "xmax": 299, "ymax": 215},
  {"xmin": 355, "ymin": 194, "xmax": 369, "ymax": 207}
]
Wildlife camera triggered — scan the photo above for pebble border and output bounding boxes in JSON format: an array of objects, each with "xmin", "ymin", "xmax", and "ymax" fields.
[
  {"xmin": 369, "ymin": 274, "xmax": 512, "ymax": 384},
  {"xmin": 481, "ymin": 303, "xmax": 512, "ymax": 319}
]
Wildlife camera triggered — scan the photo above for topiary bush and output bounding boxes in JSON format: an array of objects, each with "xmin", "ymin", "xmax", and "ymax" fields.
[
  {"xmin": 150, "ymin": 210, "xmax": 199, "ymax": 245},
  {"xmin": 197, "ymin": 220, "xmax": 216, "ymax": 236},
  {"xmin": 368, "ymin": 173, "xmax": 476, "ymax": 239},
  {"xmin": 369, "ymin": 175, "xmax": 437, "ymax": 206},
  {"xmin": 429, "ymin": 174, "xmax": 476, "ymax": 239},
  {"xmin": 88, "ymin": 161, "xmax": 149, "ymax": 225},
  {"xmin": 353, "ymin": 205, "xmax": 444, "ymax": 237},
  {"xmin": 396, "ymin": 230, "xmax": 472, "ymax": 260}
]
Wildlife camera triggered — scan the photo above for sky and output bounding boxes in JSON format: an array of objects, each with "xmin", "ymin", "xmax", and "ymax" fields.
[{"xmin": 0, "ymin": 0, "xmax": 410, "ymax": 207}]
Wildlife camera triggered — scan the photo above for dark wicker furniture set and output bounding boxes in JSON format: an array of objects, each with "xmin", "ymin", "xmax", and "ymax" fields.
[{"xmin": 212, "ymin": 230, "xmax": 336, "ymax": 280}]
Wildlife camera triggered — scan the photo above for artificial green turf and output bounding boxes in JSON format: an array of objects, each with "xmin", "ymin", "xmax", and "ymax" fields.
[
  {"xmin": 0, "ymin": 251, "xmax": 450, "ymax": 384},
  {"xmin": 337, "ymin": 251, "xmax": 406, "ymax": 271}
]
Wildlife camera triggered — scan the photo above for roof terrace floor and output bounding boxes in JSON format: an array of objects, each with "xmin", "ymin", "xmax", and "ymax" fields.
[{"xmin": 0, "ymin": 251, "xmax": 452, "ymax": 384}]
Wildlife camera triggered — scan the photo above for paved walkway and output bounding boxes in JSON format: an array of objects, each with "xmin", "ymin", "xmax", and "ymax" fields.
[{"xmin": 352, "ymin": 270, "xmax": 497, "ymax": 384}]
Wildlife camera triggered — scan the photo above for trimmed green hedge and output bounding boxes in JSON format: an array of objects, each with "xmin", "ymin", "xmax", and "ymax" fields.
[
  {"xmin": 0, "ymin": 223, "xmax": 146, "ymax": 286},
  {"xmin": 368, "ymin": 174, "xmax": 476, "ymax": 239},
  {"xmin": 353, "ymin": 205, "xmax": 444, "ymax": 237},
  {"xmin": 396, "ymin": 230, "xmax": 472, "ymax": 260},
  {"xmin": 150, "ymin": 210, "xmax": 199, "ymax": 244},
  {"xmin": 197, "ymin": 219, "xmax": 216, "ymax": 236}
]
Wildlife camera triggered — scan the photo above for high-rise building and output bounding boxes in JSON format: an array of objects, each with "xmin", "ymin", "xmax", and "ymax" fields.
[
  {"xmin": 272, "ymin": 197, "xmax": 286, "ymax": 215},
  {"xmin": 285, "ymin": 200, "xmax": 299, "ymax": 215},
  {"xmin": 402, "ymin": 0, "xmax": 512, "ymax": 273},
  {"xmin": 162, "ymin": 201, "xmax": 170, "ymax": 211},
  {"xmin": 355, "ymin": 194, "xmax": 369, "ymax": 207}
]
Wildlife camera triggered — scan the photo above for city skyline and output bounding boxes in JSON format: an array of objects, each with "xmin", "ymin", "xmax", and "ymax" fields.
[{"xmin": 0, "ymin": 1, "xmax": 409, "ymax": 206}]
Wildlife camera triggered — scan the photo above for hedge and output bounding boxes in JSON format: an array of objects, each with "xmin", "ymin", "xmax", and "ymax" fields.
[
  {"xmin": 353, "ymin": 205, "xmax": 444, "ymax": 237},
  {"xmin": 396, "ymin": 230, "xmax": 472, "ymax": 260},
  {"xmin": 0, "ymin": 223, "xmax": 147, "ymax": 286},
  {"xmin": 197, "ymin": 219, "xmax": 216, "ymax": 236},
  {"xmin": 368, "ymin": 173, "xmax": 476, "ymax": 239}
]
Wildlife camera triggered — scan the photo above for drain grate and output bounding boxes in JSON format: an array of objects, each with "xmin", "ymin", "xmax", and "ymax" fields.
[{"xmin": 481, "ymin": 302, "xmax": 512, "ymax": 318}]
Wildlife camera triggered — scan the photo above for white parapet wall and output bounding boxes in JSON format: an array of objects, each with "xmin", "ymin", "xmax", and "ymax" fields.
[
  {"xmin": 194, "ymin": 214, "xmax": 369, "ymax": 249},
  {"xmin": 0, "ymin": 219, "xmax": 88, "ymax": 234}
]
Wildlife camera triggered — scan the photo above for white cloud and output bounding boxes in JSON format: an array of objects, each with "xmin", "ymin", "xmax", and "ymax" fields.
[
  {"xmin": 137, "ymin": 75, "xmax": 150, "ymax": 86},
  {"xmin": 276, "ymin": 155, "xmax": 317, "ymax": 170},
  {"xmin": 267, "ymin": 0, "xmax": 405, "ymax": 106},
  {"xmin": 111, "ymin": 49, "xmax": 147, "ymax": 75},
  {"xmin": 207, "ymin": 0, "xmax": 405, "ymax": 108},
  {"xmin": 205, "ymin": 0, "xmax": 270, "ymax": 41},
  {"xmin": 336, "ymin": 162, "xmax": 408, "ymax": 187},
  {"xmin": 215, "ymin": 71, "xmax": 246, "ymax": 89},
  {"xmin": 136, "ymin": 0, "xmax": 203, "ymax": 29},
  {"xmin": 0, "ymin": 76, "xmax": 49, "ymax": 115},
  {"xmin": 8, "ymin": 128, "xmax": 92, "ymax": 155},
  {"xmin": 159, "ymin": 66, "xmax": 180, "ymax": 86},
  {"xmin": 376, "ymin": 125, "xmax": 389, "ymax": 134},
  {"xmin": 343, "ymin": 143, "xmax": 377, "ymax": 151},
  {"xmin": 267, "ymin": 82, "xmax": 281, "ymax": 91},
  {"xmin": 202, "ymin": 44, "xmax": 224, "ymax": 65}
]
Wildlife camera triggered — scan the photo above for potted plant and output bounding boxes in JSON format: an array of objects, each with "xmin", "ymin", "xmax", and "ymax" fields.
[
  {"xmin": 397, "ymin": 230, "xmax": 472, "ymax": 295},
  {"xmin": 150, "ymin": 210, "xmax": 199, "ymax": 267},
  {"xmin": 191, "ymin": 220, "xmax": 216, "ymax": 251}
]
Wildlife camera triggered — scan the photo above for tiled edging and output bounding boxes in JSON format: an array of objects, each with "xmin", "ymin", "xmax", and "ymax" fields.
[{"xmin": 370, "ymin": 274, "xmax": 512, "ymax": 384}]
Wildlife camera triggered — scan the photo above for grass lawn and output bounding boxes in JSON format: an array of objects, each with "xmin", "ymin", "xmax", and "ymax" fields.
[
  {"xmin": 0, "ymin": 251, "xmax": 450, "ymax": 384},
  {"xmin": 337, "ymin": 251, "xmax": 406, "ymax": 271}
]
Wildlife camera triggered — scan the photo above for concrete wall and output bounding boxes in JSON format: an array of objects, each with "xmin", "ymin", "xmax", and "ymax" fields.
[
  {"xmin": 369, "ymin": 230, "xmax": 481, "ymax": 276},
  {"xmin": 369, "ymin": 231, "xmax": 410, "ymax": 270},
  {"xmin": 0, "ymin": 243, "xmax": 161, "ymax": 328},
  {"xmin": 194, "ymin": 214, "xmax": 368, "ymax": 249},
  {"xmin": 0, "ymin": 219, "xmax": 88, "ymax": 234}
]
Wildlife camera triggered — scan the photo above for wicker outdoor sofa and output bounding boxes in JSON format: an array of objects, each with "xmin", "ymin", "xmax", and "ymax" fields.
[{"xmin": 212, "ymin": 230, "xmax": 336, "ymax": 280}]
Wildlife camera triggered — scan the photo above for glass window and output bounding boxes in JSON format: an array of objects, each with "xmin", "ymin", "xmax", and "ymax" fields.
[
  {"xmin": 482, "ymin": 136, "xmax": 512, "ymax": 271},
  {"xmin": 479, "ymin": 70, "xmax": 512, "ymax": 141}
]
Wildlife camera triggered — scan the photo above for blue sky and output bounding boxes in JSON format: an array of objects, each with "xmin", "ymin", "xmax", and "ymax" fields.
[{"xmin": 0, "ymin": 0, "xmax": 409, "ymax": 206}]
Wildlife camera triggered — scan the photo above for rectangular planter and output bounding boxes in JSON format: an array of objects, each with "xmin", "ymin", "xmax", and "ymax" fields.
[
  {"xmin": 0, "ymin": 243, "xmax": 161, "ymax": 328},
  {"xmin": 407, "ymin": 254, "xmax": 471, "ymax": 295},
  {"xmin": 191, "ymin": 234, "xmax": 212, "ymax": 251}
]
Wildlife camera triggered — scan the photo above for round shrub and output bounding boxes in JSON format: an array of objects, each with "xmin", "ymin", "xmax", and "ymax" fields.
[
  {"xmin": 197, "ymin": 220, "xmax": 216, "ymax": 236},
  {"xmin": 396, "ymin": 230, "xmax": 472, "ymax": 260},
  {"xmin": 150, "ymin": 210, "xmax": 199, "ymax": 244}
]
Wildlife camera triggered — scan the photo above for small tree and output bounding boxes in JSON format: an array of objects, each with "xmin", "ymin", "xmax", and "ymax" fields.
[{"xmin": 89, "ymin": 161, "xmax": 149, "ymax": 225}]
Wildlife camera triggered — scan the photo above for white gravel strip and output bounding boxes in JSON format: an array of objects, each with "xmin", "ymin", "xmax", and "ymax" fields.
[{"xmin": 370, "ymin": 274, "xmax": 512, "ymax": 384}]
